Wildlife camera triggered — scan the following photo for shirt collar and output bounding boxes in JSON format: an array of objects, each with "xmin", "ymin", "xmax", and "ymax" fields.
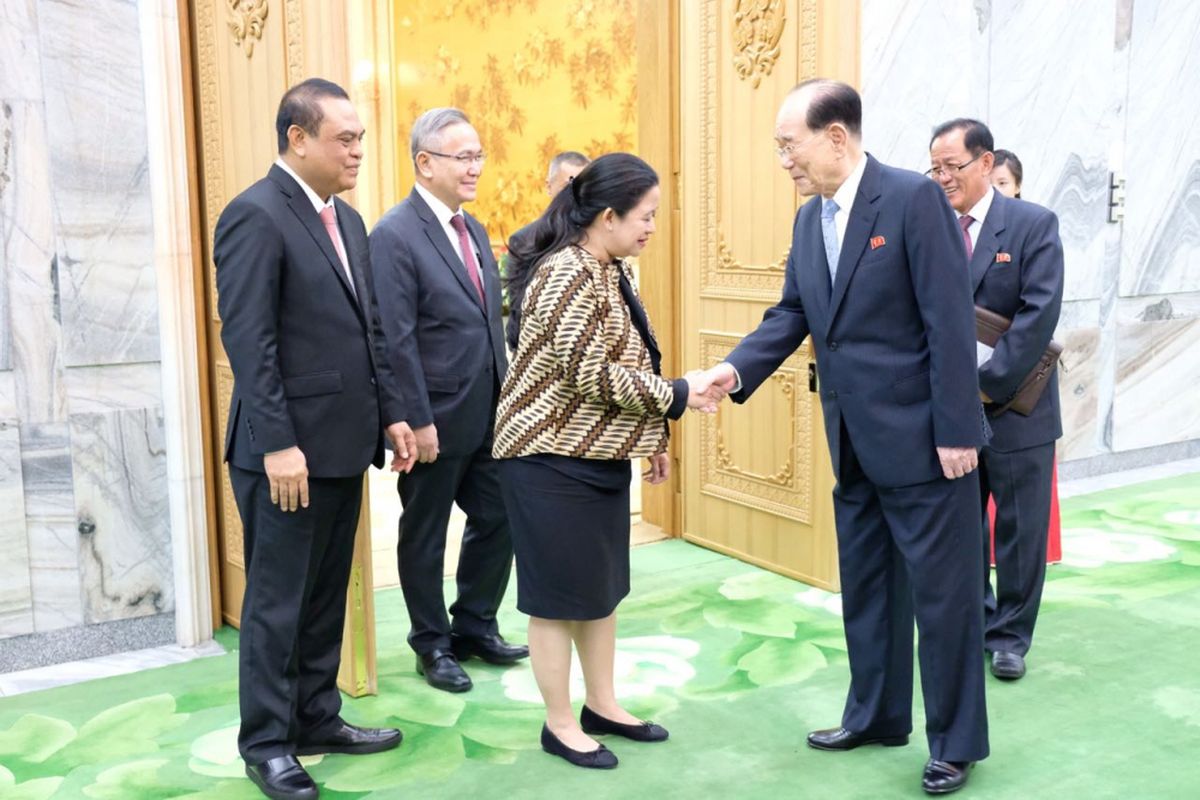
[
  {"xmin": 414, "ymin": 183, "xmax": 462, "ymax": 227},
  {"xmin": 275, "ymin": 158, "xmax": 334, "ymax": 215},
  {"xmin": 829, "ymin": 153, "xmax": 867, "ymax": 213},
  {"xmin": 961, "ymin": 185, "xmax": 996, "ymax": 224}
]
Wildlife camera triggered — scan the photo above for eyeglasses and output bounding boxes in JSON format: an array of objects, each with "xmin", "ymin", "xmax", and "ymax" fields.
[
  {"xmin": 425, "ymin": 150, "xmax": 487, "ymax": 165},
  {"xmin": 925, "ymin": 152, "xmax": 986, "ymax": 178},
  {"xmin": 774, "ymin": 130, "xmax": 826, "ymax": 160}
]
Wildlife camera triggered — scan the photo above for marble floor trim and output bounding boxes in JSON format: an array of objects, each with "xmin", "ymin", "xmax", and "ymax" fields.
[
  {"xmin": 0, "ymin": 611, "xmax": 174, "ymax": 674},
  {"xmin": 0, "ymin": 638, "xmax": 225, "ymax": 698}
]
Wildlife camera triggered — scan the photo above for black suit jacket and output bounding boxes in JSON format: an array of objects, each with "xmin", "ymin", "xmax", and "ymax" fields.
[
  {"xmin": 214, "ymin": 164, "xmax": 407, "ymax": 478},
  {"xmin": 727, "ymin": 155, "xmax": 985, "ymax": 488},
  {"xmin": 369, "ymin": 188, "xmax": 508, "ymax": 457},
  {"xmin": 972, "ymin": 191, "xmax": 1064, "ymax": 452}
]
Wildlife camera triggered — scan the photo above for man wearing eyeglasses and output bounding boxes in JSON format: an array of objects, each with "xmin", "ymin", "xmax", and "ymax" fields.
[
  {"xmin": 699, "ymin": 80, "xmax": 989, "ymax": 795},
  {"xmin": 369, "ymin": 107, "xmax": 528, "ymax": 693},
  {"xmin": 929, "ymin": 119, "xmax": 1064, "ymax": 684}
]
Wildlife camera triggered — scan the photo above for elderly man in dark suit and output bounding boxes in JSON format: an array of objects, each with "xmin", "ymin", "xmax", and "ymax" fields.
[
  {"xmin": 702, "ymin": 80, "xmax": 989, "ymax": 795},
  {"xmin": 504, "ymin": 150, "xmax": 590, "ymax": 351},
  {"xmin": 369, "ymin": 107, "xmax": 528, "ymax": 694},
  {"xmin": 930, "ymin": 119, "xmax": 1064, "ymax": 682},
  {"xmin": 214, "ymin": 78, "xmax": 417, "ymax": 800}
]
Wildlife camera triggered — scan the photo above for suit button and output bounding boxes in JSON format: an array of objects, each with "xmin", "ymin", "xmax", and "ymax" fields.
[
  {"xmin": 370, "ymin": 377, "xmax": 377, "ymax": 386},
  {"xmin": 828, "ymin": 341, "xmax": 839, "ymax": 351},
  {"xmin": 828, "ymin": 390, "xmax": 838, "ymax": 399}
]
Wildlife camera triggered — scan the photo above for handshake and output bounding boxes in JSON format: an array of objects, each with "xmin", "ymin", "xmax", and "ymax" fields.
[{"xmin": 682, "ymin": 362, "xmax": 739, "ymax": 414}]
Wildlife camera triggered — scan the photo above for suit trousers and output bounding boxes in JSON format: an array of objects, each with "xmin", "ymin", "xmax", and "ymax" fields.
[
  {"xmin": 833, "ymin": 426, "xmax": 989, "ymax": 763},
  {"xmin": 397, "ymin": 444, "xmax": 513, "ymax": 654},
  {"xmin": 979, "ymin": 440, "xmax": 1055, "ymax": 656},
  {"xmin": 229, "ymin": 465, "xmax": 363, "ymax": 765}
]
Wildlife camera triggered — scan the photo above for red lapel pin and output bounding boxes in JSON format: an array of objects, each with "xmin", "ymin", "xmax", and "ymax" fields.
[
  {"xmin": 996, "ymin": 252, "xmax": 1012, "ymax": 263},
  {"xmin": 870, "ymin": 236, "xmax": 886, "ymax": 250}
]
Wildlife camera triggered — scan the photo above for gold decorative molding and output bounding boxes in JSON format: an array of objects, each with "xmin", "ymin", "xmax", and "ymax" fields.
[
  {"xmin": 698, "ymin": 332, "xmax": 814, "ymax": 522},
  {"xmin": 226, "ymin": 0, "xmax": 268, "ymax": 58},
  {"xmin": 196, "ymin": 1, "xmax": 227, "ymax": 322},
  {"xmin": 799, "ymin": 0, "xmax": 818, "ymax": 80},
  {"xmin": 732, "ymin": 0, "xmax": 786, "ymax": 88},
  {"xmin": 717, "ymin": 234, "xmax": 789, "ymax": 274},
  {"xmin": 699, "ymin": 0, "xmax": 817, "ymax": 302},
  {"xmin": 283, "ymin": 0, "xmax": 305, "ymax": 85},
  {"xmin": 215, "ymin": 363, "xmax": 243, "ymax": 569}
]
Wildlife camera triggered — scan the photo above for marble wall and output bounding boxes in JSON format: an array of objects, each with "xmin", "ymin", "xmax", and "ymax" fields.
[
  {"xmin": 0, "ymin": 0, "xmax": 173, "ymax": 645},
  {"xmin": 861, "ymin": 0, "xmax": 1200, "ymax": 465}
]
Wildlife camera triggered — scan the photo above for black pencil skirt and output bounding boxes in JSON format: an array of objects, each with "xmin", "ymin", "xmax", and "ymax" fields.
[{"xmin": 498, "ymin": 454, "xmax": 632, "ymax": 621}]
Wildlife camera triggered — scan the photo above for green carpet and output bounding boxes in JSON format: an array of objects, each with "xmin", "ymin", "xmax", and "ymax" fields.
[{"xmin": 3, "ymin": 473, "xmax": 1200, "ymax": 799}]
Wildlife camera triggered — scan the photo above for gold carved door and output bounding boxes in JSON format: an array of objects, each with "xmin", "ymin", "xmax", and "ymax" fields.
[
  {"xmin": 679, "ymin": 0, "xmax": 860, "ymax": 590},
  {"xmin": 187, "ymin": 0, "xmax": 377, "ymax": 694}
]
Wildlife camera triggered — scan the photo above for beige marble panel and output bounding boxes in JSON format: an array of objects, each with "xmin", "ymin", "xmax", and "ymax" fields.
[
  {"xmin": 70, "ymin": 407, "xmax": 173, "ymax": 623},
  {"xmin": 1057, "ymin": 327, "xmax": 1101, "ymax": 461},
  {"xmin": 1112, "ymin": 318, "xmax": 1200, "ymax": 451},
  {"xmin": 0, "ymin": 422, "xmax": 33, "ymax": 637}
]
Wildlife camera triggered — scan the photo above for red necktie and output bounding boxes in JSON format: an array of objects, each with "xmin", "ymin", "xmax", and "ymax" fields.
[
  {"xmin": 449, "ymin": 214, "xmax": 485, "ymax": 304},
  {"xmin": 959, "ymin": 214, "xmax": 975, "ymax": 261}
]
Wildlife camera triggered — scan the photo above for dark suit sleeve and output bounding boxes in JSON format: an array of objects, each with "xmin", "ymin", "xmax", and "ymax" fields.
[
  {"xmin": 904, "ymin": 179, "xmax": 985, "ymax": 448},
  {"xmin": 725, "ymin": 211, "xmax": 811, "ymax": 401},
  {"xmin": 353, "ymin": 217, "xmax": 408, "ymax": 426},
  {"xmin": 369, "ymin": 221, "xmax": 434, "ymax": 429},
  {"xmin": 979, "ymin": 210, "xmax": 1065, "ymax": 402},
  {"xmin": 214, "ymin": 199, "xmax": 297, "ymax": 454}
]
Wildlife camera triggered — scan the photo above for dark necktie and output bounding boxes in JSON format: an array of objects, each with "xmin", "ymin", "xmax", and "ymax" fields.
[
  {"xmin": 959, "ymin": 214, "xmax": 975, "ymax": 261},
  {"xmin": 449, "ymin": 214, "xmax": 485, "ymax": 304}
]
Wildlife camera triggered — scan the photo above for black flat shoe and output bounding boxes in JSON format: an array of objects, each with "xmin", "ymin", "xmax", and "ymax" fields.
[
  {"xmin": 580, "ymin": 705, "xmax": 669, "ymax": 742},
  {"xmin": 451, "ymin": 633, "xmax": 530, "ymax": 665},
  {"xmin": 296, "ymin": 720, "xmax": 402, "ymax": 755},
  {"xmin": 540, "ymin": 724, "xmax": 618, "ymax": 769},
  {"xmin": 806, "ymin": 726, "xmax": 909, "ymax": 751},
  {"xmin": 245, "ymin": 755, "xmax": 317, "ymax": 800},
  {"xmin": 416, "ymin": 649, "xmax": 473, "ymax": 693},
  {"xmin": 990, "ymin": 650, "xmax": 1026, "ymax": 680},
  {"xmin": 922, "ymin": 759, "xmax": 974, "ymax": 794}
]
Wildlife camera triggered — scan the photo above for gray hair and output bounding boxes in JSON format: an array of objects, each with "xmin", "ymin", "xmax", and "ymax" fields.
[
  {"xmin": 410, "ymin": 107, "xmax": 471, "ymax": 163},
  {"xmin": 547, "ymin": 150, "xmax": 590, "ymax": 182}
]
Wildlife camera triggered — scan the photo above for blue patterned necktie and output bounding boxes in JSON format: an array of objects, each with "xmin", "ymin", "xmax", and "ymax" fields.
[{"xmin": 821, "ymin": 198, "xmax": 840, "ymax": 282}]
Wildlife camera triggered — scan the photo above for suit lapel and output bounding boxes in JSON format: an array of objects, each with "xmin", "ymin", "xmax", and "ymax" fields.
[
  {"xmin": 410, "ymin": 189, "xmax": 487, "ymax": 315},
  {"xmin": 272, "ymin": 166, "xmax": 361, "ymax": 310},
  {"xmin": 827, "ymin": 156, "xmax": 881, "ymax": 330},
  {"xmin": 970, "ymin": 192, "xmax": 1006, "ymax": 293}
]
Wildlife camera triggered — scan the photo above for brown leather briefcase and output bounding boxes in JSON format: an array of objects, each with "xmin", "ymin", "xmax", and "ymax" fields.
[{"xmin": 974, "ymin": 305, "xmax": 1063, "ymax": 417}]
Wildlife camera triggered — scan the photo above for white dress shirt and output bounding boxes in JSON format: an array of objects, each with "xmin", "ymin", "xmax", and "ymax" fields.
[
  {"xmin": 959, "ymin": 186, "xmax": 996, "ymax": 252},
  {"xmin": 274, "ymin": 158, "xmax": 354, "ymax": 288},
  {"xmin": 828, "ymin": 153, "xmax": 868, "ymax": 250},
  {"xmin": 414, "ymin": 183, "xmax": 484, "ymax": 284}
]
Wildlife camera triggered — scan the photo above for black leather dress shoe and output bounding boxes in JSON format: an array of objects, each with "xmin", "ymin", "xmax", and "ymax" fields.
[
  {"xmin": 922, "ymin": 759, "xmax": 973, "ymax": 794},
  {"xmin": 295, "ymin": 720, "xmax": 403, "ymax": 756},
  {"xmin": 806, "ymin": 726, "xmax": 909, "ymax": 751},
  {"xmin": 451, "ymin": 633, "xmax": 530, "ymax": 665},
  {"xmin": 416, "ymin": 649, "xmax": 472, "ymax": 692},
  {"xmin": 580, "ymin": 705, "xmax": 669, "ymax": 742},
  {"xmin": 245, "ymin": 755, "xmax": 317, "ymax": 800},
  {"xmin": 990, "ymin": 650, "xmax": 1026, "ymax": 680},
  {"xmin": 540, "ymin": 724, "xmax": 618, "ymax": 769}
]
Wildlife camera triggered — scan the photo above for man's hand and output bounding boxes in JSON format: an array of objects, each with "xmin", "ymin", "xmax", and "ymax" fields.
[
  {"xmin": 264, "ymin": 446, "xmax": 308, "ymax": 512},
  {"xmin": 413, "ymin": 423, "xmax": 439, "ymax": 463},
  {"xmin": 683, "ymin": 370, "xmax": 724, "ymax": 413},
  {"xmin": 386, "ymin": 421, "xmax": 418, "ymax": 474},
  {"xmin": 936, "ymin": 446, "xmax": 978, "ymax": 480},
  {"xmin": 643, "ymin": 452, "xmax": 670, "ymax": 485},
  {"xmin": 705, "ymin": 362, "xmax": 739, "ymax": 395}
]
